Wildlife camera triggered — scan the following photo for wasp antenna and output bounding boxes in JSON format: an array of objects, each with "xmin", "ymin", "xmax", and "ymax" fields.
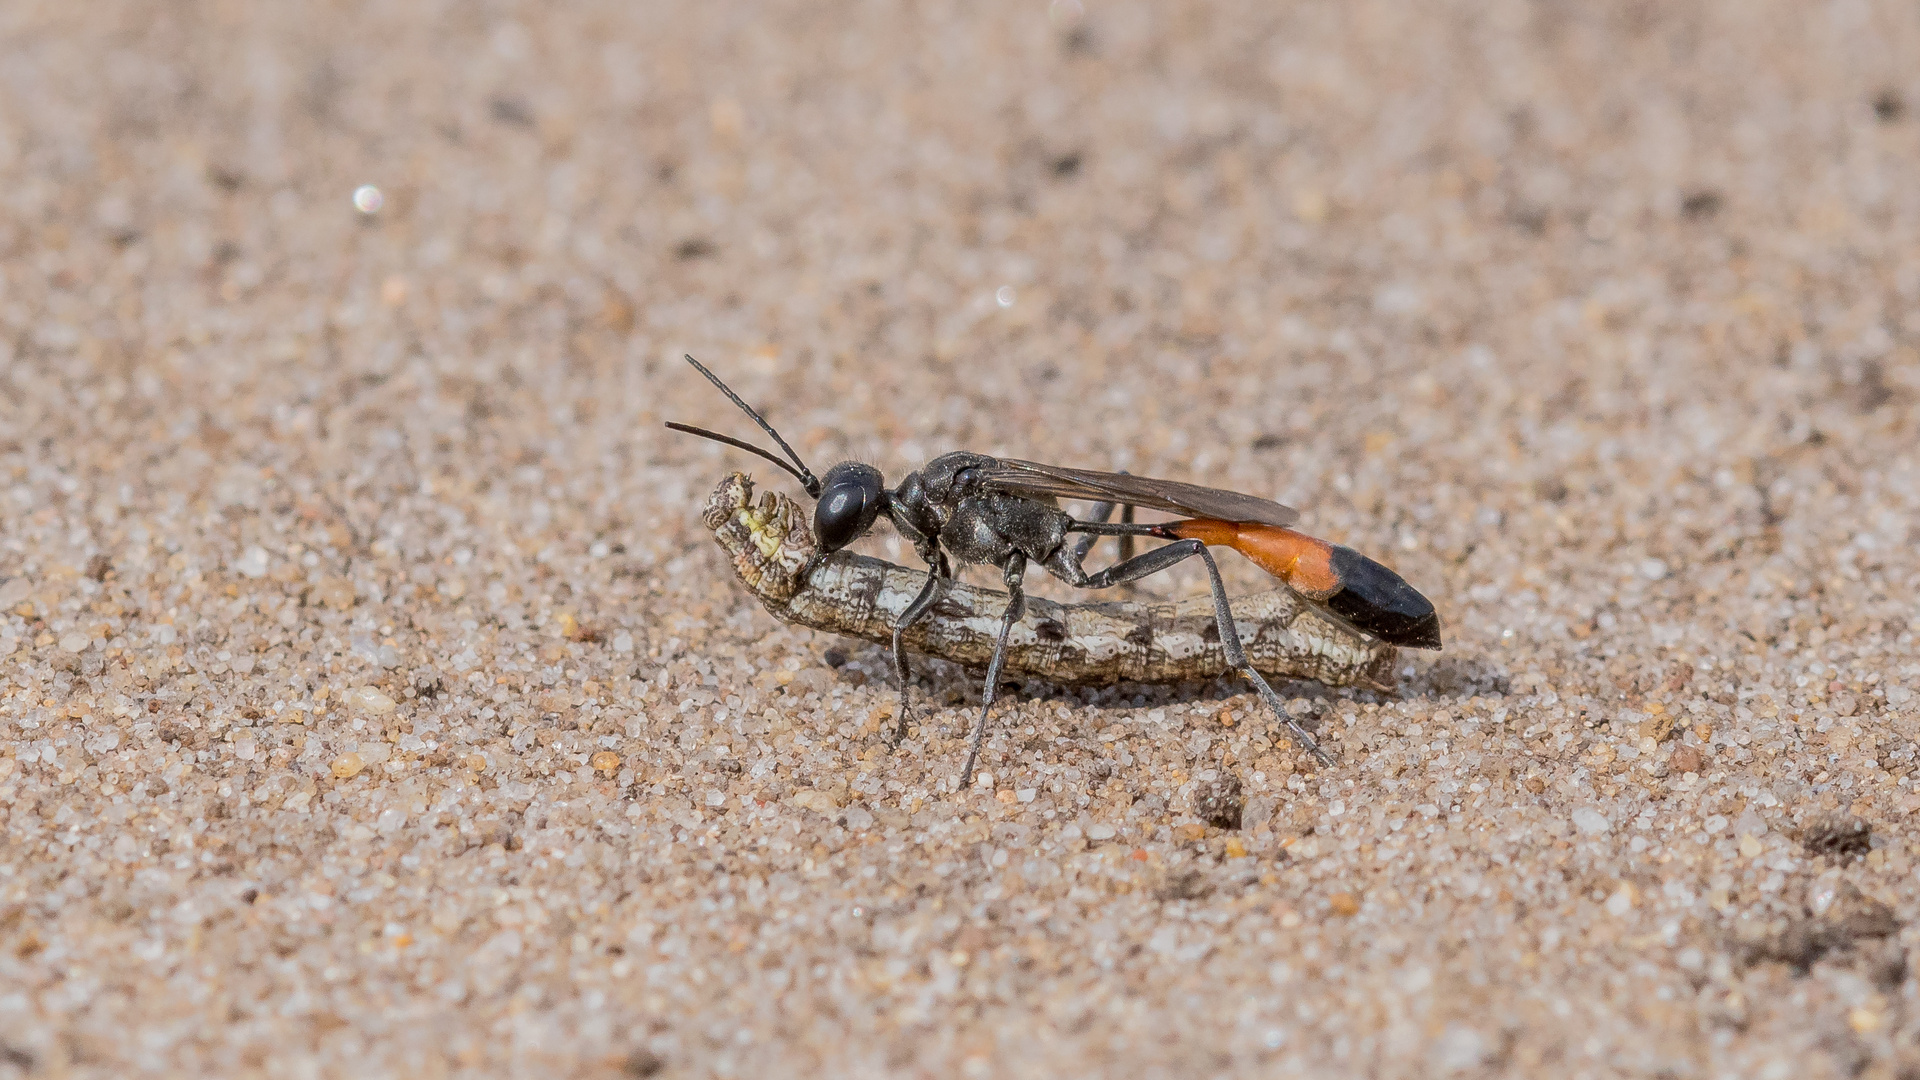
[
  {"xmin": 664, "ymin": 422, "xmax": 815, "ymax": 490},
  {"xmin": 677, "ymin": 355, "xmax": 821, "ymax": 497}
]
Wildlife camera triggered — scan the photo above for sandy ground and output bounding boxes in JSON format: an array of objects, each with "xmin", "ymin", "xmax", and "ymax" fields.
[{"xmin": 1, "ymin": 0, "xmax": 1918, "ymax": 1076}]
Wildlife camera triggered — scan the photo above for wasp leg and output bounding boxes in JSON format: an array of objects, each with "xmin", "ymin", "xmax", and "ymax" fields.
[
  {"xmin": 1051, "ymin": 525, "xmax": 1332, "ymax": 765},
  {"xmin": 890, "ymin": 547, "xmax": 951, "ymax": 743},
  {"xmin": 959, "ymin": 554, "xmax": 1027, "ymax": 789},
  {"xmin": 1068, "ymin": 499, "xmax": 1136, "ymax": 566},
  {"xmin": 1068, "ymin": 467, "xmax": 1136, "ymax": 567}
]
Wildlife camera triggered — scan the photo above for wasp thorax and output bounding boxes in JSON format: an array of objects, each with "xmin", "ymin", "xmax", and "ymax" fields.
[{"xmin": 814, "ymin": 462, "xmax": 886, "ymax": 552}]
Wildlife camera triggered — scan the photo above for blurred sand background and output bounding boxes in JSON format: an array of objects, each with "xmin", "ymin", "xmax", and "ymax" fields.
[{"xmin": 2, "ymin": 0, "xmax": 1919, "ymax": 1076}]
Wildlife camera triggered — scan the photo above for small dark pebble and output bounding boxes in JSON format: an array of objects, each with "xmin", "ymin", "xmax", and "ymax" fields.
[
  {"xmin": 675, "ymin": 237, "xmax": 717, "ymax": 260},
  {"xmin": 1195, "ymin": 775, "xmax": 1244, "ymax": 831},
  {"xmin": 1800, "ymin": 815, "xmax": 1872, "ymax": 859},
  {"xmin": 489, "ymin": 96, "xmax": 535, "ymax": 127},
  {"xmin": 624, "ymin": 1049, "xmax": 666, "ymax": 1078},
  {"xmin": 1680, "ymin": 190, "xmax": 1724, "ymax": 219},
  {"xmin": 1155, "ymin": 868, "xmax": 1212, "ymax": 902},
  {"xmin": 823, "ymin": 647, "xmax": 850, "ymax": 668}
]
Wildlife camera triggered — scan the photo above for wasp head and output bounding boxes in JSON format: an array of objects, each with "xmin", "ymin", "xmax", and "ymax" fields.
[{"xmin": 814, "ymin": 462, "xmax": 886, "ymax": 553}]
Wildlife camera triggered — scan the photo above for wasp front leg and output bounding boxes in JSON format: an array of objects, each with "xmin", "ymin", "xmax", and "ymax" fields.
[{"xmin": 889, "ymin": 544, "xmax": 952, "ymax": 743}]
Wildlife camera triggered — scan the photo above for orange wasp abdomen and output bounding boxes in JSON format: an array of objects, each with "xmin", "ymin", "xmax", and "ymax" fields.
[{"xmin": 1165, "ymin": 519, "xmax": 1442, "ymax": 649}]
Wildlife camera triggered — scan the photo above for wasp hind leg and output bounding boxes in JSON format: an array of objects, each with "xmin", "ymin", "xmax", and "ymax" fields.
[
  {"xmin": 1052, "ymin": 524, "xmax": 1332, "ymax": 765},
  {"xmin": 1067, "ymin": 485, "xmax": 1136, "ymax": 568}
]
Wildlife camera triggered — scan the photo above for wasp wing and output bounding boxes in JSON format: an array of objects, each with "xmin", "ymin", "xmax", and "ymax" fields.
[{"xmin": 975, "ymin": 459, "xmax": 1300, "ymax": 527}]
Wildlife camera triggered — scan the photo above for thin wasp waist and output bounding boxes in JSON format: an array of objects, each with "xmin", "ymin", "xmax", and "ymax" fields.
[{"xmin": 705, "ymin": 473, "xmax": 1397, "ymax": 691}]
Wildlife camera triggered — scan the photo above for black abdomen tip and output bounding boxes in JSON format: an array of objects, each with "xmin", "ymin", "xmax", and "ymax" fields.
[{"xmin": 1325, "ymin": 547, "xmax": 1443, "ymax": 649}]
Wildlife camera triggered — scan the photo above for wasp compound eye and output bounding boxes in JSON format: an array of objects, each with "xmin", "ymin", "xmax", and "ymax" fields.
[{"xmin": 814, "ymin": 463, "xmax": 886, "ymax": 553}]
